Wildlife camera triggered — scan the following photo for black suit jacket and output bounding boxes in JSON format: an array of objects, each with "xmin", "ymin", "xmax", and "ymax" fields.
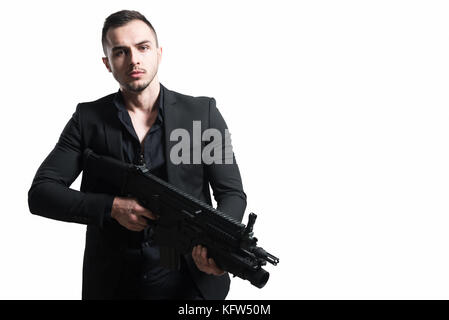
[{"xmin": 28, "ymin": 84, "xmax": 247, "ymax": 299}]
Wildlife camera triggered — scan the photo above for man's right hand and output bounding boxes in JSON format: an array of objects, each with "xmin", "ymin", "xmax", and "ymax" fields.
[{"xmin": 110, "ymin": 197, "xmax": 159, "ymax": 232}]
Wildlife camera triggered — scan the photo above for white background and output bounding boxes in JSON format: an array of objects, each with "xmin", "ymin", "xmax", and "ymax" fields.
[{"xmin": 1, "ymin": 0, "xmax": 449, "ymax": 299}]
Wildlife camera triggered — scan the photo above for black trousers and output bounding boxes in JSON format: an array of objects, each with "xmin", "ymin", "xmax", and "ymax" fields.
[{"xmin": 112, "ymin": 244, "xmax": 204, "ymax": 300}]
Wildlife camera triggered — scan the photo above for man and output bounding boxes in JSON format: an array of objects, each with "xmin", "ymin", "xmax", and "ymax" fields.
[{"xmin": 28, "ymin": 10, "xmax": 246, "ymax": 300}]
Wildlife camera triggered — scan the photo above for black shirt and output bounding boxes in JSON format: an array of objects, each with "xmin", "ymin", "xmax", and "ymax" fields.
[
  {"xmin": 111, "ymin": 85, "xmax": 202, "ymax": 299},
  {"xmin": 112, "ymin": 85, "xmax": 166, "ymax": 179},
  {"xmin": 111, "ymin": 85, "xmax": 166, "ymax": 247},
  {"xmin": 112, "ymin": 85, "xmax": 189, "ymax": 292}
]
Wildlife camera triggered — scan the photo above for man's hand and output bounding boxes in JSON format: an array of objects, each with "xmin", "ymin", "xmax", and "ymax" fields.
[
  {"xmin": 192, "ymin": 245, "xmax": 225, "ymax": 276},
  {"xmin": 111, "ymin": 196, "xmax": 158, "ymax": 232}
]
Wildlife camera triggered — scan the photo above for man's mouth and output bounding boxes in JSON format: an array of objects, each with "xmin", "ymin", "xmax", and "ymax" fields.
[{"xmin": 128, "ymin": 70, "xmax": 145, "ymax": 78}]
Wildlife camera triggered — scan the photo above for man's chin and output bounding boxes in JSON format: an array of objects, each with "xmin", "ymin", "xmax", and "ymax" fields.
[{"xmin": 125, "ymin": 80, "xmax": 151, "ymax": 93}]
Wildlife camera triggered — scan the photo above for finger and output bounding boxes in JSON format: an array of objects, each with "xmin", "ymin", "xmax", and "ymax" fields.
[
  {"xmin": 200, "ymin": 247, "xmax": 213, "ymax": 271},
  {"xmin": 135, "ymin": 215, "xmax": 149, "ymax": 226},
  {"xmin": 195, "ymin": 246, "xmax": 204, "ymax": 263},
  {"xmin": 192, "ymin": 247, "xmax": 204, "ymax": 271},
  {"xmin": 193, "ymin": 246, "xmax": 207, "ymax": 268},
  {"xmin": 132, "ymin": 222, "xmax": 147, "ymax": 230},
  {"xmin": 192, "ymin": 245, "xmax": 199, "ymax": 257},
  {"xmin": 207, "ymin": 258, "xmax": 215, "ymax": 267},
  {"xmin": 138, "ymin": 209, "xmax": 159, "ymax": 220},
  {"xmin": 208, "ymin": 258, "xmax": 225, "ymax": 275},
  {"xmin": 129, "ymin": 213, "xmax": 148, "ymax": 228},
  {"xmin": 133, "ymin": 201, "xmax": 146, "ymax": 212},
  {"xmin": 128, "ymin": 217, "xmax": 146, "ymax": 230},
  {"xmin": 130, "ymin": 200, "xmax": 156, "ymax": 219},
  {"xmin": 194, "ymin": 245, "xmax": 203, "ymax": 258},
  {"xmin": 191, "ymin": 246, "xmax": 197, "ymax": 260},
  {"xmin": 126, "ymin": 223, "xmax": 144, "ymax": 232},
  {"xmin": 200, "ymin": 246, "xmax": 208, "ymax": 261}
]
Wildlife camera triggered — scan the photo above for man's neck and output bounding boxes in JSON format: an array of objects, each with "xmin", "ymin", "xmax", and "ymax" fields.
[{"xmin": 120, "ymin": 78, "xmax": 160, "ymax": 113}]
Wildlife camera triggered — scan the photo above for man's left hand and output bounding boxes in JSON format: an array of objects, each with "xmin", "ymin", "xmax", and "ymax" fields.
[{"xmin": 192, "ymin": 245, "xmax": 225, "ymax": 276}]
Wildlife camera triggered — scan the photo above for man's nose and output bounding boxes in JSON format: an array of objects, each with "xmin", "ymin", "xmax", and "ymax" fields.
[{"xmin": 128, "ymin": 48, "xmax": 140, "ymax": 66}]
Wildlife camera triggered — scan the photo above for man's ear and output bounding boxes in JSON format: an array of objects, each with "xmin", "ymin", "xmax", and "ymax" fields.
[
  {"xmin": 102, "ymin": 57, "xmax": 112, "ymax": 72},
  {"xmin": 157, "ymin": 47, "xmax": 163, "ymax": 65}
]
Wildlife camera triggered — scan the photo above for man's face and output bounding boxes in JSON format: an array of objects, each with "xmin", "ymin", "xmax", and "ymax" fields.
[{"xmin": 102, "ymin": 20, "xmax": 162, "ymax": 93}]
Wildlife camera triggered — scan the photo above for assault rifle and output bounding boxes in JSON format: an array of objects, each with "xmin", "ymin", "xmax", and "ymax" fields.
[{"xmin": 83, "ymin": 149, "xmax": 279, "ymax": 288}]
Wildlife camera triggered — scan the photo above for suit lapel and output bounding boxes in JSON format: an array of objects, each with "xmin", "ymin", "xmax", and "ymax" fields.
[
  {"xmin": 162, "ymin": 84, "xmax": 180, "ymax": 185},
  {"xmin": 103, "ymin": 85, "xmax": 181, "ymax": 173},
  {"xmin": 104, "ymin": 94, "xmax": 124, "ymax": 161}
]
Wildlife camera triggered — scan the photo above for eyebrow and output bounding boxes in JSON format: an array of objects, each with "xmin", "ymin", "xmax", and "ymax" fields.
[{"xmin": 111, "ymin": 40, "xmax": 153, "ymax": 52}]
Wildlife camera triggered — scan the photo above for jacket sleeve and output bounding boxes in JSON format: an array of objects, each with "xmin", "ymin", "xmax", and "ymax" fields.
[
  {"xmin": 28, "ymin": 104, "xmax": 114, "ymax": 227},
  {"xmin": 205, "ymin": 98, "xmax": 247, "ymax": 223}
]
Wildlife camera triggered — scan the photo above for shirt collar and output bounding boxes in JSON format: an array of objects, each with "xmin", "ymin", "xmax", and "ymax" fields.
[{"xmin": 113, "ymin": 84, "xmax": 164, "ymax": 125}]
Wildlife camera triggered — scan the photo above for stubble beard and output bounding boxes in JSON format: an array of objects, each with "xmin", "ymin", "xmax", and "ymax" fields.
[
  {"xmin": 125, "ymin": 80, "xmax": 151, "ymax": 93},
  {"xmin": 115, "ymin": 68, "xmax": 158, "ymax": 93}
]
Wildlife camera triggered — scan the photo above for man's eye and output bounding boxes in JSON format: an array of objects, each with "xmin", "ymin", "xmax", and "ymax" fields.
[
  {"xmin": 140, "ymin": 46, "xmax": 149, "ymax": 51},
  {"xmin": 114, "ymin": 50, "xmax": 124, "ymax": 57}
]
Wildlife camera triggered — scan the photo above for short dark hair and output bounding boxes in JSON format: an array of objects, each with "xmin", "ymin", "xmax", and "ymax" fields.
[{"xmin": 101, "ymin": 10, "xmax": 159, "ymax": 55}]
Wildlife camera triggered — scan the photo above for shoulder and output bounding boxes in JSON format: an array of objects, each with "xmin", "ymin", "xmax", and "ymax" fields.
[
  {"xmin": 69, "ymin": 93, "xmax": 118, "ymax": 131},
  {"xmin": 73, "ymin": 92, "xmax": 118, "ymax": 124},
  {"xmin": 165, "ymin": 86, "xmax": 214, "ymax": 107},
  {"xmin": 77, "ymin": 92, "xmax": 116, "ymax": 110},
  {"xmin": 164, "ymin": 86, "xmax": 219, "ymax": 124}
]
